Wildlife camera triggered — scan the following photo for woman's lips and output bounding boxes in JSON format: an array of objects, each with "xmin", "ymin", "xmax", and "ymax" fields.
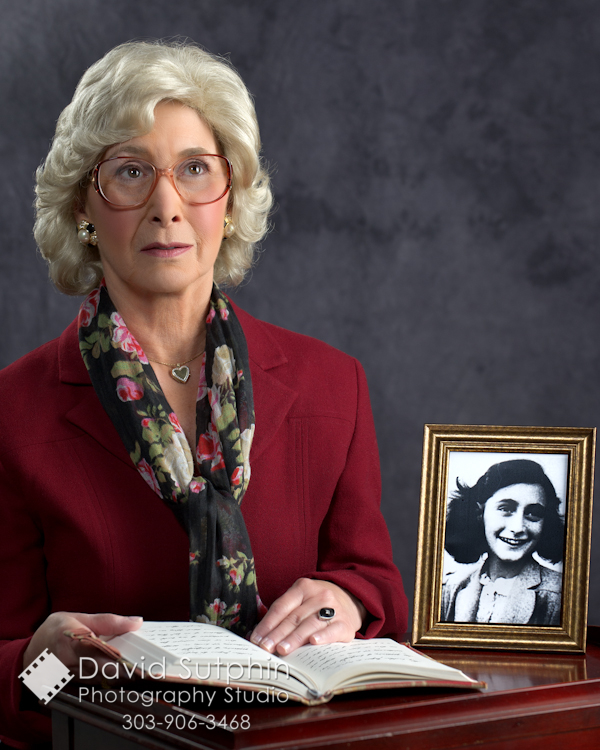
[
  {"xmin": 498, "ymin": 535, "xmax": 528, "ymax": 547},
  {"xmin": 140, "ymin": 242, "xmax": 192, "ymax": 257}
]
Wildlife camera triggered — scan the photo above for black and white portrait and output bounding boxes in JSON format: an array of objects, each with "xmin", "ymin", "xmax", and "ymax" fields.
[{"xmin": 441, "ymin": 452, "xmax": 568, "ymax": 626}]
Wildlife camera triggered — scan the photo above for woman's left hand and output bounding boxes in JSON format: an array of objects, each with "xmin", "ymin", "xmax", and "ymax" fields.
[{"xmin": 249, "ymin": 578, "xmax": 366, "ymax": 655}]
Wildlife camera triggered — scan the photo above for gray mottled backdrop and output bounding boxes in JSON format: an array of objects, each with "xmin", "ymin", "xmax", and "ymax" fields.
[{"xmin": 2, "ymin": 0, "xmax": 599, "ymax": 626}]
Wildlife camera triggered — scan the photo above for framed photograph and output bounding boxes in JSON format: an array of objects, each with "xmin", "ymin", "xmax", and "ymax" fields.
[{"xmin": 412, "ymin": 425, "xmax": 596, "ymax": 653}]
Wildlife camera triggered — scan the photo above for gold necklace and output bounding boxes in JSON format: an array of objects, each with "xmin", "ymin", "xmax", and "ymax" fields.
[{"xmin": 147, "ymin": 349, "xmax": 204, "ymax": 384}]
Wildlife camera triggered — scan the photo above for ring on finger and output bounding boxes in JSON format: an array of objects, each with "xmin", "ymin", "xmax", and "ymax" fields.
[{"xmin": 317, "ymin": 607, "xmax": 335, "ymax": 621}]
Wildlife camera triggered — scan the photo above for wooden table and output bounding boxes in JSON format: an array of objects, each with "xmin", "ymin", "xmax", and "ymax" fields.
[{"xmin": 50, "ymin": 627, "xmax": 600, "ymax": 749}]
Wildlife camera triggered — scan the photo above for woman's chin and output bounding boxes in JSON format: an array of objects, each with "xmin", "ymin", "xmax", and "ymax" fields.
[
  {"xmin": 492, "ymin": 547, "xmax": 534, "ymax": 567},
  {"xmin": 109, "ymin": 269, "xmax": 214, "ymax": 301}
]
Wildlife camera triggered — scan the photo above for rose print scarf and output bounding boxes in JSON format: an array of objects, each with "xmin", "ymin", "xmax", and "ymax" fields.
[{"xmin": 78, "ymin": 283, "xmax": 264, "ymax": 635}]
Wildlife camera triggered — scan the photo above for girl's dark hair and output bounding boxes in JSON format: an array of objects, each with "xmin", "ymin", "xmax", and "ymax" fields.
[{"xmin": 444, "ymin": 459, "xmax": 565, "ymax": 564}]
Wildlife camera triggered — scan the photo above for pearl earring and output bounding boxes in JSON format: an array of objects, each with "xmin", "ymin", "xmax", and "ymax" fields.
[
  {"xmin": 77, "ymin": 220, "xmax": 98, "ymax": 246},
  {"xmin": 223, "ymin": 215, "xmax": 235, "ymax": 239}
]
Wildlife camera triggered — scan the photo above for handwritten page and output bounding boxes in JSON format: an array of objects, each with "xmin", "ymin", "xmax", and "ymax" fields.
[
  {"xmin": 129, "ymin": 622, "xmax": 280, "ymax": 665},
  {"xmin": 109, "ymin": 622, "xmax": 313, "ymax": 698},
  {"xmin": 285, "ymin": 639, "xmax": 466, "ymax": 691}
]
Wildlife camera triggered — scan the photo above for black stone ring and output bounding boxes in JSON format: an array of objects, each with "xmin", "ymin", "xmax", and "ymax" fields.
[{"xmin": 317, "ymin": 607, "xmax": 336, "ymax": 621}]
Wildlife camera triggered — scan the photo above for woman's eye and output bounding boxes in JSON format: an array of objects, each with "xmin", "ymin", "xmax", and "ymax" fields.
[
  {"xmin": 177, "ymin": 157, "xmax": 211, "ymax": 178},
  {"xmin": 116, "ymin": 163, "xmax": 145, "ymax": 179},
  {"xmin": 186, "ymin": 161, "xmax": 207, "ymax": 176},
  {"xmin": 525, "ymin": 511, "xmax": 544, "ymax": 522}
]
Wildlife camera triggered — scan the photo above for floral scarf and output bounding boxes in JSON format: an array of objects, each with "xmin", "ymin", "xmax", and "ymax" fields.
[{"xmin": 78, "ymin": 283, "xmax": 264, "ymax": 635}]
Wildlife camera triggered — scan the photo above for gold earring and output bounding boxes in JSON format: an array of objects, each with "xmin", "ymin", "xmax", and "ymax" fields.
[
  {"xmin": 223, "ymin": 215, "xmax": 235, "ymax": 239},
  {"xmin": 77, "ymin": 220, "xmax": 98, "ymax": 246}
]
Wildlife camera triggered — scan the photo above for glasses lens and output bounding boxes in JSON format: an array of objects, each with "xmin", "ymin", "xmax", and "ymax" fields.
[
  {"xmin": 97, "ymin": 155, "xmax": 230, "ymax": 206},
  {"xmin": 173, "ymin": 155, "xmax": 230, "ymax": 204},
  {"xmin": 97, "ymin": 158, "xmax": 155, "ymax": 207}
]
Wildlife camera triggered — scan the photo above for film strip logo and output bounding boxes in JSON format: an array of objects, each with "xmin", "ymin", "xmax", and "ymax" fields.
[{"xmin": 18, "ymin": 649, "xmax": 74, "ymax": 704}]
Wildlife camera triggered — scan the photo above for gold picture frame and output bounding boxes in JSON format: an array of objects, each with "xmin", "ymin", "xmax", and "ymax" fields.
[{"xmin": 412, "ymin": 425, "xmax": 596, "ymax": 653}]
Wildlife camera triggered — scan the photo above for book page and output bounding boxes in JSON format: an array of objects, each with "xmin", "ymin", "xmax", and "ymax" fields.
[
  {"xmin": 284, "ymin": 639, "xmax": 474, "ymax": 693},
  {"xmin": 109, "ymin": 622, "xmax": 315, "ymax": 698},
  {"xmin": 128, "ymin": 622, "xmax": 276, "ymax": 664}
]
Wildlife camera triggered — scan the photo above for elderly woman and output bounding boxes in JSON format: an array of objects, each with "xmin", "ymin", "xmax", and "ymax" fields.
[
  {"xmin": 0, "ymin": 41, "xmax": 406, "ymax": 746},
  {"xmin": 441, "ymin": 459, "xmax": 564, "ymax": 626}
]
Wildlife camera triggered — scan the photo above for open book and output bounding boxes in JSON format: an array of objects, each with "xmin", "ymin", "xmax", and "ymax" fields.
[{"xmin": 70, "ymin": 621, "xmax": 484, "ymax": 705}]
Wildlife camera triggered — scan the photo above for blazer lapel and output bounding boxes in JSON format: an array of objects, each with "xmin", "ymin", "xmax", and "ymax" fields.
[
  {"xmin": 231, "ymin": 303, "xmax": 298, "ymax": 464},
  {"xmin": 249, "ymin": 365, "xmax": 298, "ymax": 463},
  {"xmin": 59, "ymin": 320, "xmax": 135, "ymax": 469}
]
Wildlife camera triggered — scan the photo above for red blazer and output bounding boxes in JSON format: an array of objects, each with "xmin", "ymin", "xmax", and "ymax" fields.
[{"xmin": 0, "ymin": 303, "xmax": 407, "ymax": 746}]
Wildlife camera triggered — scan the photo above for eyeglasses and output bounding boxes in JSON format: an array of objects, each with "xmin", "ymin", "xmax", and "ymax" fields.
[{"xmin": 92, "ymin": 154, "xmax": 233, "ymax": 208}]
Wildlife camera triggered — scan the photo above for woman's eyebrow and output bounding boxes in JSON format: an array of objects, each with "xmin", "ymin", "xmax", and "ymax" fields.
[
  {"xmin": 107, "ymin": 145, "xmax": 213, "ymax": 158},
  {"xmin": 496, "ymin": 498, "xmax": 517, "ymax": 508}
]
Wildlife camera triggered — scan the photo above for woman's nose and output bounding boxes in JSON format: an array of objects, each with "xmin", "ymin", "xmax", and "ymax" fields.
[
  {"xmin": 147, "ymin": 173, "xmax": 183, "ymax": 225},
  {"xmin": 505, "ymin": 511, "xmax": 526, "ymax": 535}
]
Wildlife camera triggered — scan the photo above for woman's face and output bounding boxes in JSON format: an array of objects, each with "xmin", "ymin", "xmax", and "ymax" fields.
[
  {"xmin": 483, "ymin": 483, "xmax": 546, "ymax": 564},
  {"xmin": 76, "ymin": 100, "xmax": 228, "ymax": 303}
]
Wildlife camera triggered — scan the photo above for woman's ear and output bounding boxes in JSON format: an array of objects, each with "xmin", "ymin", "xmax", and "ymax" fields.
[
  {"xmin": 73, "ymin": 193, "xmax": 98, "ymax": 247},
  {"xmin": 73, "ymin": 191, "xmax": 88, "ymax": 224}
]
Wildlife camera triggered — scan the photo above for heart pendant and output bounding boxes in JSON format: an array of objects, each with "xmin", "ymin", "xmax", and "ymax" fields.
[{"xmin": 171, "ymin": 365, "xmax": 190, "ymax": 384}]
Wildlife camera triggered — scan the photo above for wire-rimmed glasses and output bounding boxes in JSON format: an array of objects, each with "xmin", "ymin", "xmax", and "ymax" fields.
[{"xmin": 92, "ymin": 154, "xmax": 232, "ymax": 208}]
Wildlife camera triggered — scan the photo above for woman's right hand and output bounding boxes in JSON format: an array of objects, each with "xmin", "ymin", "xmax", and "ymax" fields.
[{"xmin": 22, "ymin": 612, "xmax": 143, "ymax": 678}]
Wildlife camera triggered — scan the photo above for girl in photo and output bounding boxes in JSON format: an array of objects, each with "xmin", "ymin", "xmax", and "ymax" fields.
[{"xmin": 442, "ymin": 459, "xmax": 564, "ymax": 625}]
